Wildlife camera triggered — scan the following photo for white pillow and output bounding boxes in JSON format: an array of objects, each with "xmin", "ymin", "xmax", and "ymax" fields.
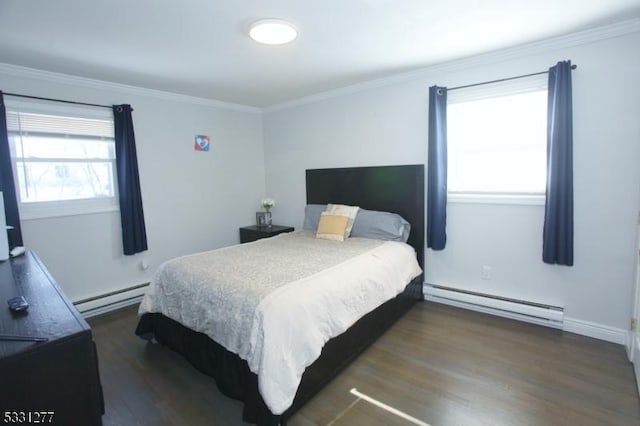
[{"xmin": 326, "ymin": 204, "xmax": 359, "ymax": 237}]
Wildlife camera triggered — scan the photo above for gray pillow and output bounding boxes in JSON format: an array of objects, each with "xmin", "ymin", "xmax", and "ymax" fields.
[
  {"xmin": 303, "ymin": 204, "xmax": 327, "ymax": 231},
  {"xmin": 303, "ymin": 204, "xmax": 411, "ymax": 242},
  {"xmin": 350, "ymin": 209, "xmax": 411, "ymax": 242}
]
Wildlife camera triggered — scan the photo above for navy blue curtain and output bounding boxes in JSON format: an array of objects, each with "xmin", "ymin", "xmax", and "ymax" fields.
[
  {"xmin": 0, "ymin": 91, "xmax": 23, "ymax": 248},
  {"xmin": 427, "ymin": 86, "xmax": 447, "ymax": 250},
  {"xmin": 543, "ymin": 61, "xmax": 573, "ymax": 266},
  {"xmin": 113, "ymin": 105, "xmax": 148, "ymax": 255}
]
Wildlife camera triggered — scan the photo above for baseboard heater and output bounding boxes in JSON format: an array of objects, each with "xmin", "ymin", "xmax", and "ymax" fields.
[
  {"xmin": 424, "ymin": 284, "xmax": 564, "ymax": 329},
  {"xmin": 74, "ymin": 282, "xmax": 149, "ymax": 319}
]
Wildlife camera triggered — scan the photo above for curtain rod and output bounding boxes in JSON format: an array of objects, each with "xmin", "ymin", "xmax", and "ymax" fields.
[
  {"xmin": 446, "ymin": 64, "xmax": 577, "ymax": 92},
  {"xmin": 3, "ymin": 92, "xmax": 113, "ymax": 109}
]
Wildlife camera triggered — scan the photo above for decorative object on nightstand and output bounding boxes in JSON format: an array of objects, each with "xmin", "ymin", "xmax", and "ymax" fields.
[
  {"xmin": 240, "ymin": 225, "xmax": 294, "ymax": 243},
  {"xmin": 257, "ymin": 197, "xmax": 275, "ymax": 228},
  {"xmin": 256, "ymin": 212, "xmax": 268, "ymax": 227}
]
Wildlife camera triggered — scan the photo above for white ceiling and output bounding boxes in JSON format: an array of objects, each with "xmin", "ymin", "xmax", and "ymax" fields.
[{"xmin": 0, "ymin": 0, "xmax": 639, "ymax": 108}]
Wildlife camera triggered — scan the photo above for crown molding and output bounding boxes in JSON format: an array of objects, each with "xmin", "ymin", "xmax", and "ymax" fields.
[
  {"xmin": 264, "ymin": 17, "xmax": 640, "ymax": 112},
  {"xmin": 1, "ymin": 17, "xmax": 638, "ymax": 114},
  {"xmin": 0, "ymin": 62, "xmax": 262, "ymax": 114}
]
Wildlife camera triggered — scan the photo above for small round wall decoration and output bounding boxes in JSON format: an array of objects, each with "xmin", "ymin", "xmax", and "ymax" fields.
[{"xmin": 194, "ymin": 134, "xmax": 210, "ymax": 151}]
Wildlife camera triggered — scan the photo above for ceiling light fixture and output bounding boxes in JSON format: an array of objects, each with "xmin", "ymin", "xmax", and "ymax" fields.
[{"xmin": 249, "ymin": 19, "xmax": 297, "ymax": 45}]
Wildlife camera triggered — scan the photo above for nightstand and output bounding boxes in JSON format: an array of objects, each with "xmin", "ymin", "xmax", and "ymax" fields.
[{"xmin": 239, "ymin": 225, "xmax": 294, "ymax": 243}]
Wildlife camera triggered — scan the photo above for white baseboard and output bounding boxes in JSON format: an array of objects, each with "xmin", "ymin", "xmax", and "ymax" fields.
[
  {"xmin": 633, "ymin": 334, "xmax": 640, "ymax": 396},
  {"xmin": 562, "ymin": 317, "xmax": 627, "ymax": 345},
  {"xmin": 74, "ymin": 283, "xmax": 148, "ymax": 319}
]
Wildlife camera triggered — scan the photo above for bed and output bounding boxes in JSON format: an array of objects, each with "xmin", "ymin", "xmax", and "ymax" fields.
[{"xmin": 135, "ymin": 164, "xmax": 425, "ymax": 425}]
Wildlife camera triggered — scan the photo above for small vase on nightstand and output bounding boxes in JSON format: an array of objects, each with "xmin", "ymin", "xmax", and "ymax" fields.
[{"xmin": 261, "ymin": 197, "xmax": 275, "ymax": 228}]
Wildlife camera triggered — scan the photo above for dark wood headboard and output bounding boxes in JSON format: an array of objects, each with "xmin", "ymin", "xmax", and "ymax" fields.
[{"xmin": 305, "ymin": 164, "xmax": 425, "ymax": 269}]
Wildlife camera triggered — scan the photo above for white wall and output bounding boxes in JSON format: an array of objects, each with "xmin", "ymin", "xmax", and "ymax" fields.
[
  {"xmin": 263, "ymin": 27, "xmax": 640, "ymax": 335},
  {"xmin": 0, "ymin": 66, "xmax": 266, "ymax": 302}
]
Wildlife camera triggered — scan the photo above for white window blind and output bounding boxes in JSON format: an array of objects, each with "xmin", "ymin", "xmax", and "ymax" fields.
[
  {"xmin": 6, "ymin": 111, "xmax": 114, "ymax": 139},
  {"xmin": 6, "ymin": 108, "xmax": 118, "ymax": 219}
]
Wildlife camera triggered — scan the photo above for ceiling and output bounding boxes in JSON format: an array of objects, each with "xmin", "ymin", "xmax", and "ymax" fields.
[{"xmin": 0, "ymin": 0, "xmax": 639, "ymax": 108}]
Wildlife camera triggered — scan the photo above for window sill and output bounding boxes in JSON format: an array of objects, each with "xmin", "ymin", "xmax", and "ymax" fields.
[
  {"xmin": 448, "ymin": 193, "xmax": 545, "ymax": 206},
  {"xmin": 19, "ymin": 199, "xmax": 119, "ymax": 221}
]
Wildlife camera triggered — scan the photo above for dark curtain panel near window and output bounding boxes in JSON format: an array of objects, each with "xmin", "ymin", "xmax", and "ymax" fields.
[
  {"xmin": 113, "ymin": 104, "xmax": 148, "ymax": 255},
  {"xmin": 0, "ymin": 91, "xmax": 23, "ymax": 248},
  {"xmin": 543, "ymin": 61, "xmax": 574, "ymax": 266},
  {"xmin": 427, "ymin": 86, "xmax": 447, "ymax": 250}
]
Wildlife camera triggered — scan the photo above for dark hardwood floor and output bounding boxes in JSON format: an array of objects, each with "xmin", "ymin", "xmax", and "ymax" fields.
[{"xmin": 88, "ymin": 302, "xmax": 640, "ymax": 426}]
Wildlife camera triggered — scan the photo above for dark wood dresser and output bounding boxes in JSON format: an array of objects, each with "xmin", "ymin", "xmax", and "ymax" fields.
[{"xmin": 0, "ymin": 251, "xmax": 104, "ymax": 425}]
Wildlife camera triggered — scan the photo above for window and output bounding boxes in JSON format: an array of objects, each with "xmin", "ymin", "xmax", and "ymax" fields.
[
  {"xmin": 6, "ymin": 103, "xmax": 118, "ymax": 219},
  {"xmin": 447, "ymin": 75, "xmax": 548, "ymax": 203}
]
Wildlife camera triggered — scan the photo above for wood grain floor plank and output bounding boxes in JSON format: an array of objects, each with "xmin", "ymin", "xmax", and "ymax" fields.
[{"xmin": 89, "ymin": 302, "xmax": 640, "ymax": 425}]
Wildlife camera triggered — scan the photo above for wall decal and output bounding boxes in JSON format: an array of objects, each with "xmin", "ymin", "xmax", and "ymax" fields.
[{"xmin": 194, "ymin": 134, "xmax": 210, "ymax": 151}]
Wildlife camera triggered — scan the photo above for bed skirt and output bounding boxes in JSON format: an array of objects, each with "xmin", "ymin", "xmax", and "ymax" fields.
[{"xmin": 135, "ymin": 274, "xmax": 423, "ymax": 425}]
